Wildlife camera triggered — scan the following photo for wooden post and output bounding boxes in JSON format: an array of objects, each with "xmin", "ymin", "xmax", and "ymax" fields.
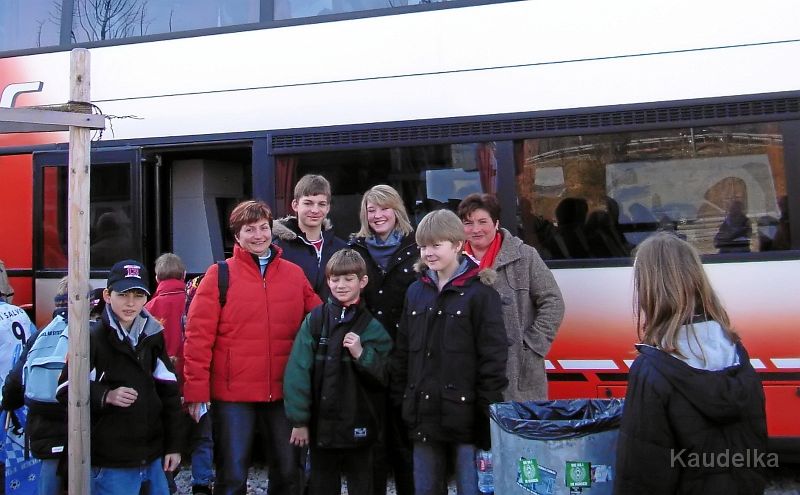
[{"xmin": 67, "ymin": 48, "xmax": 91, "ymax": 495}]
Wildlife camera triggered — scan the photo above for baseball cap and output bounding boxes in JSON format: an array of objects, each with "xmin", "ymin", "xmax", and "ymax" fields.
[{"xmin": 107, "ymin": 259, "xmax": 151, "ymax": 296}]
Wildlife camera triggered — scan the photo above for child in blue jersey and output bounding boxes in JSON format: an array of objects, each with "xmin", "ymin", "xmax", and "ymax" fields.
[
  {"xmin": 0, "ymin": 291, "xmax": 36, "ymax": 493},
  {"xmin": 0, "ymin": 293, "xmax": 35, "ymax": 394}
]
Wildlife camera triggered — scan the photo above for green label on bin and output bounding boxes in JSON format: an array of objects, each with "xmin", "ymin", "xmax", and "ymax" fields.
[
  {"xmin": 565, "ymin": 461, "xmax": 591, "ymax": 487},
  {"xmin": 518, "ymin": 458, "xmax": 539, "ymax": 484}
]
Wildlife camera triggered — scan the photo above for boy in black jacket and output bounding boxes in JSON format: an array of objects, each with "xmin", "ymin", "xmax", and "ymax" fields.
[
  {"xmin": 272, "ymin": 174, "xmax": 347, "ymax": 299},
  {"xmin": 391, "ymin": 209, "xmax": 508, "ymax": 495},
  {"xmin": 284, "ymin": 249, "xmax": 392, "ymax": 495},
  {"xmin": 57, "ymin": 259, "xmax": 186, "ymax": 495}
]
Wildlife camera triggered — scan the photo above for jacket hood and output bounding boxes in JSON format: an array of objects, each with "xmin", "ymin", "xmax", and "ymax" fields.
[
  {"xmin": 272, "ymin": 216, "xmax": 334, "ymax": 242},
  {"xmin": 668, "ymin": 320, "xmax": 738, "ymax": 371},
  {"xmin": 414, "ymin": 257, "xmax": 489, "ymax": 288},
  {"xmin": 635, "ymin": 343, "xmax": 759, "ymax": 423},
  {"xmin": 152, "ymin": 278, "xmax": 186, "ymax": 297}
]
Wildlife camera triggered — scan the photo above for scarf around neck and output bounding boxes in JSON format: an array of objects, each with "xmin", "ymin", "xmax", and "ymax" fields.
[
  {"xmin": 365, "ymin": 229, "xmax": 404, "ymax": 270},
  {"xmin": 464, "ymin": 231, "xmax": 503, "ymax": 270}
]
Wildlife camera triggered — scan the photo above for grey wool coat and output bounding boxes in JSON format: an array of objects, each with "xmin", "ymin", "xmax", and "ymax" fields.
[{"xmin": 479, "ymin": 229, "xmax": 565, "ymax": 401}]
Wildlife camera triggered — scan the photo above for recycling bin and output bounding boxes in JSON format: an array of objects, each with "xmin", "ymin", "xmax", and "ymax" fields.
[{"xmin": 489, "ymin": 399, "xmax": 624, "ymax": 495}]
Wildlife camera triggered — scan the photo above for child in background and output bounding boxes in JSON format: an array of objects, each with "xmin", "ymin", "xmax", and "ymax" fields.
[
  {"xmin": 391, "ymin": 209, "xmax": 508, "ymax": 495},
  {"xmin": 615, "ymin": 232, "xmax": 768, "ymax": 494},
  {"xmin": 284, "ymin": 249, "xmax": 392, "ymax": 495},
  {"xmin": 145, "ymin": 253, "xmax": 186, "ymax": 372},
  {"xmin": 58, "ymin": 259, "xmax": 186, "ymax": 495},
  {"xmin": 1, "ymin": 279, "xmax": 80, "ymax": 495},
  {"xmin": 145, "ymin": 253, "xmax": 214, "ymax": 495}
]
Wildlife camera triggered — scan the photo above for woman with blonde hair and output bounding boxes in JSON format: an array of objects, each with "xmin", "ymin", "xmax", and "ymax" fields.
[
  {"xmin": 349, "ymin": 185, "xmax": 416, "ymax": 495},
  {"xmin": 615, "ymin": 232, "xmax": 768, "ymax": 495}
]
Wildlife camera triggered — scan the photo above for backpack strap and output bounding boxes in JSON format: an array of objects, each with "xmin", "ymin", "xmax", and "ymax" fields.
[
  {"xmin": 309, "ymin": 305, "xmax": 327, "ymax": 398},
  {"xmin": 216, "ymin": 261, "xmax": 229, "ymax": 307},
  {"xmin": 308, "ymin": 305, "xmax": 327, "ymax": 353}
]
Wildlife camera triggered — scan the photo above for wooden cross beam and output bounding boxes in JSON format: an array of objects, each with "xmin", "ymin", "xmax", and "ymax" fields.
[{"xmin": 0, "ymin": 106, "xmax": 105, "ymax": 133}]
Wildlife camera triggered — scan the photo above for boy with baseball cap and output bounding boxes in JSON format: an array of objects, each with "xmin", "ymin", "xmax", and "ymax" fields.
[{"xmin": 57, "ymin": 259, "xmax": 186, "ymax": 495}]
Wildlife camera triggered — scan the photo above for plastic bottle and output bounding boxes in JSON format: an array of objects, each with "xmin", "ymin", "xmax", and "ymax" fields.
[{"xmin": 476, "ymin": 449, "xmax": 494, "ymax": 494}]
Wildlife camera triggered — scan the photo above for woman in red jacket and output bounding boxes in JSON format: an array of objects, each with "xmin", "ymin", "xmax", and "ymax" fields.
[{"xmin": 183, "ymin": 200, "xmax": 321, "ymax": 495}]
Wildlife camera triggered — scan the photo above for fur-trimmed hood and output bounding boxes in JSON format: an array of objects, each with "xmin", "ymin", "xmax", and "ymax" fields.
[
  {"xmin": 272, "ymin": 215, "xmax": 334, "ymax": 242},
  {"xmin": 413, "ymin": 257, "xmax": 493, "ymax": 288},
  {"xmin": 424, "ymin": 258, "xmax": 498, "ymax": 286}
]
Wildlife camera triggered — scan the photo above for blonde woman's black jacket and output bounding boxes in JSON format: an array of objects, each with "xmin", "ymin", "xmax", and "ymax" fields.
[
  {"xmin": 57, "ymin": 308, "xmax": 186, "ymax": 467},
  {"xmin": 390, "ymin": 260, "xmax": 508, "ymax": 450},
  {"xmin": 615, "ymin": 343, "xmax": 767, "ymax": 495},
  {"xmin": 349, "ymin": 233, "xmax": 418, "ymax": 340}
]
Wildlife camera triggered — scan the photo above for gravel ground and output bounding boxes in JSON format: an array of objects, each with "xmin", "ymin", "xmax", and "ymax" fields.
[
  {"xmin": 174, "ymin": 464, "xmax": 800, "ymax": 494},
  {"xmin": 173, "ymin": 466, "xmax": 458, "ymax": 494}
]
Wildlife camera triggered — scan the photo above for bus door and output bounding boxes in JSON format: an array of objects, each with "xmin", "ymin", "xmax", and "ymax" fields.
[
  {"xmin": 33, "ymin": 148, "xmax": 142, "ymax": 326},
  {"xmin": 140, "ymin": 146, "xmax": 251, "ymax": 277}
]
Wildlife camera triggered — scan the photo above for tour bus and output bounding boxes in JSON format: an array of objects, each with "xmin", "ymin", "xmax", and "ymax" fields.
[{"xmin": 1, "ymin": 0, "xmax": 798, "ymax": 458}]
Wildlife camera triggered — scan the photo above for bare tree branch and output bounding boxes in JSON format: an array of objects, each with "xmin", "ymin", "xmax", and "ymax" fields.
[{"xmin": 67, "ymin": 0, "xmax": 151, "ymax": 42}]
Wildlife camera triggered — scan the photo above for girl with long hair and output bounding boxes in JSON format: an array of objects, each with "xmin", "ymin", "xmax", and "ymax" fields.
[{"xmin": 615, "ymin": 232, "xmax": 768, "ymax": 495}]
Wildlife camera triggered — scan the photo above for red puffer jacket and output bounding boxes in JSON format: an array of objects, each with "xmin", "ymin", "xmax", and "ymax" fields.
[{"xmin": 183, "ymin": 243, "xmax": 321, "ymax": 403}]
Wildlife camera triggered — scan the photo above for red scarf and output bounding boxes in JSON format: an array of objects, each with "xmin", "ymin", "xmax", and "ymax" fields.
[{"xmin": 465, "ymin": 231, "xmax": 503, "ymax": 270}]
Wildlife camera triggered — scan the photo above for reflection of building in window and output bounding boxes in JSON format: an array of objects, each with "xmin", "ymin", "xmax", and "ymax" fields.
[{"xmin": 519, "ymin": 125, "xmax": 788, "ymax": 257}]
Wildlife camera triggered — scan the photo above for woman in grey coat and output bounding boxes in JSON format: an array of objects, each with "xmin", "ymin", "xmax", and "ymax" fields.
[{"xmin": 458, "ymin": 193, "xmax": 565, "ymax": 401}]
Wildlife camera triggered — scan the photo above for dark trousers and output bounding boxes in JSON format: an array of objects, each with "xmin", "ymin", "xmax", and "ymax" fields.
[
  {"xmin": 372, "ymin": 405, "xmax": 414, "ymax": 495},
  {"xmin": 309, "ymin": 446, "xmax": 373, "ymax": 495},
  {"xmin": 212, "ymin": 400, "xmax": 301, "ymax": 495}
]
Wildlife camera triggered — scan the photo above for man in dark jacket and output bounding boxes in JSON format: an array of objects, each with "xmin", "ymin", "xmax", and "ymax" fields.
[{"xmin": 273, "ymin": 174, "xmax": 347, "ymax": 299}]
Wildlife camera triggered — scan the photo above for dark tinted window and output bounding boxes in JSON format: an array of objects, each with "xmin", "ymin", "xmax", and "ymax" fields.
[
  {"xmin": 275, "ymin": 142, "xmax": 497, "ymax": 238},
  {"xmin": 41, "ymin": 163, "xmax": 138, "ymax": 269}
]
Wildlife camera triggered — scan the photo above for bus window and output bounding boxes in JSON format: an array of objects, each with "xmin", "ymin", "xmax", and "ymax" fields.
[
  {"xmin": 0, "ymin": 1, "xmax": 60, "ymax": 52},
  {"xmin": 42, "ymin": 167, "xmax": 68, "ymax": 269},
  {"xmin": 275, "ymin": 0, "xmax": 458, "ymax": 20},
  {"xmin": 516, "ymin": 123, "xmax": 791, "ymax": 259},
  {"xmin": 275, "ymin": 142, "xmax": 497, "ymax": 238},
  {"xmin": 89, "ymin": 164, "xmax": 137, "ymax": 266},
  {"xmin": 71, "ymin": 0, "xmax": 259, "ymax": 42},
  {"xmin": 40, "ymin": 163, "xmax": 137, "ymax": 270}
]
